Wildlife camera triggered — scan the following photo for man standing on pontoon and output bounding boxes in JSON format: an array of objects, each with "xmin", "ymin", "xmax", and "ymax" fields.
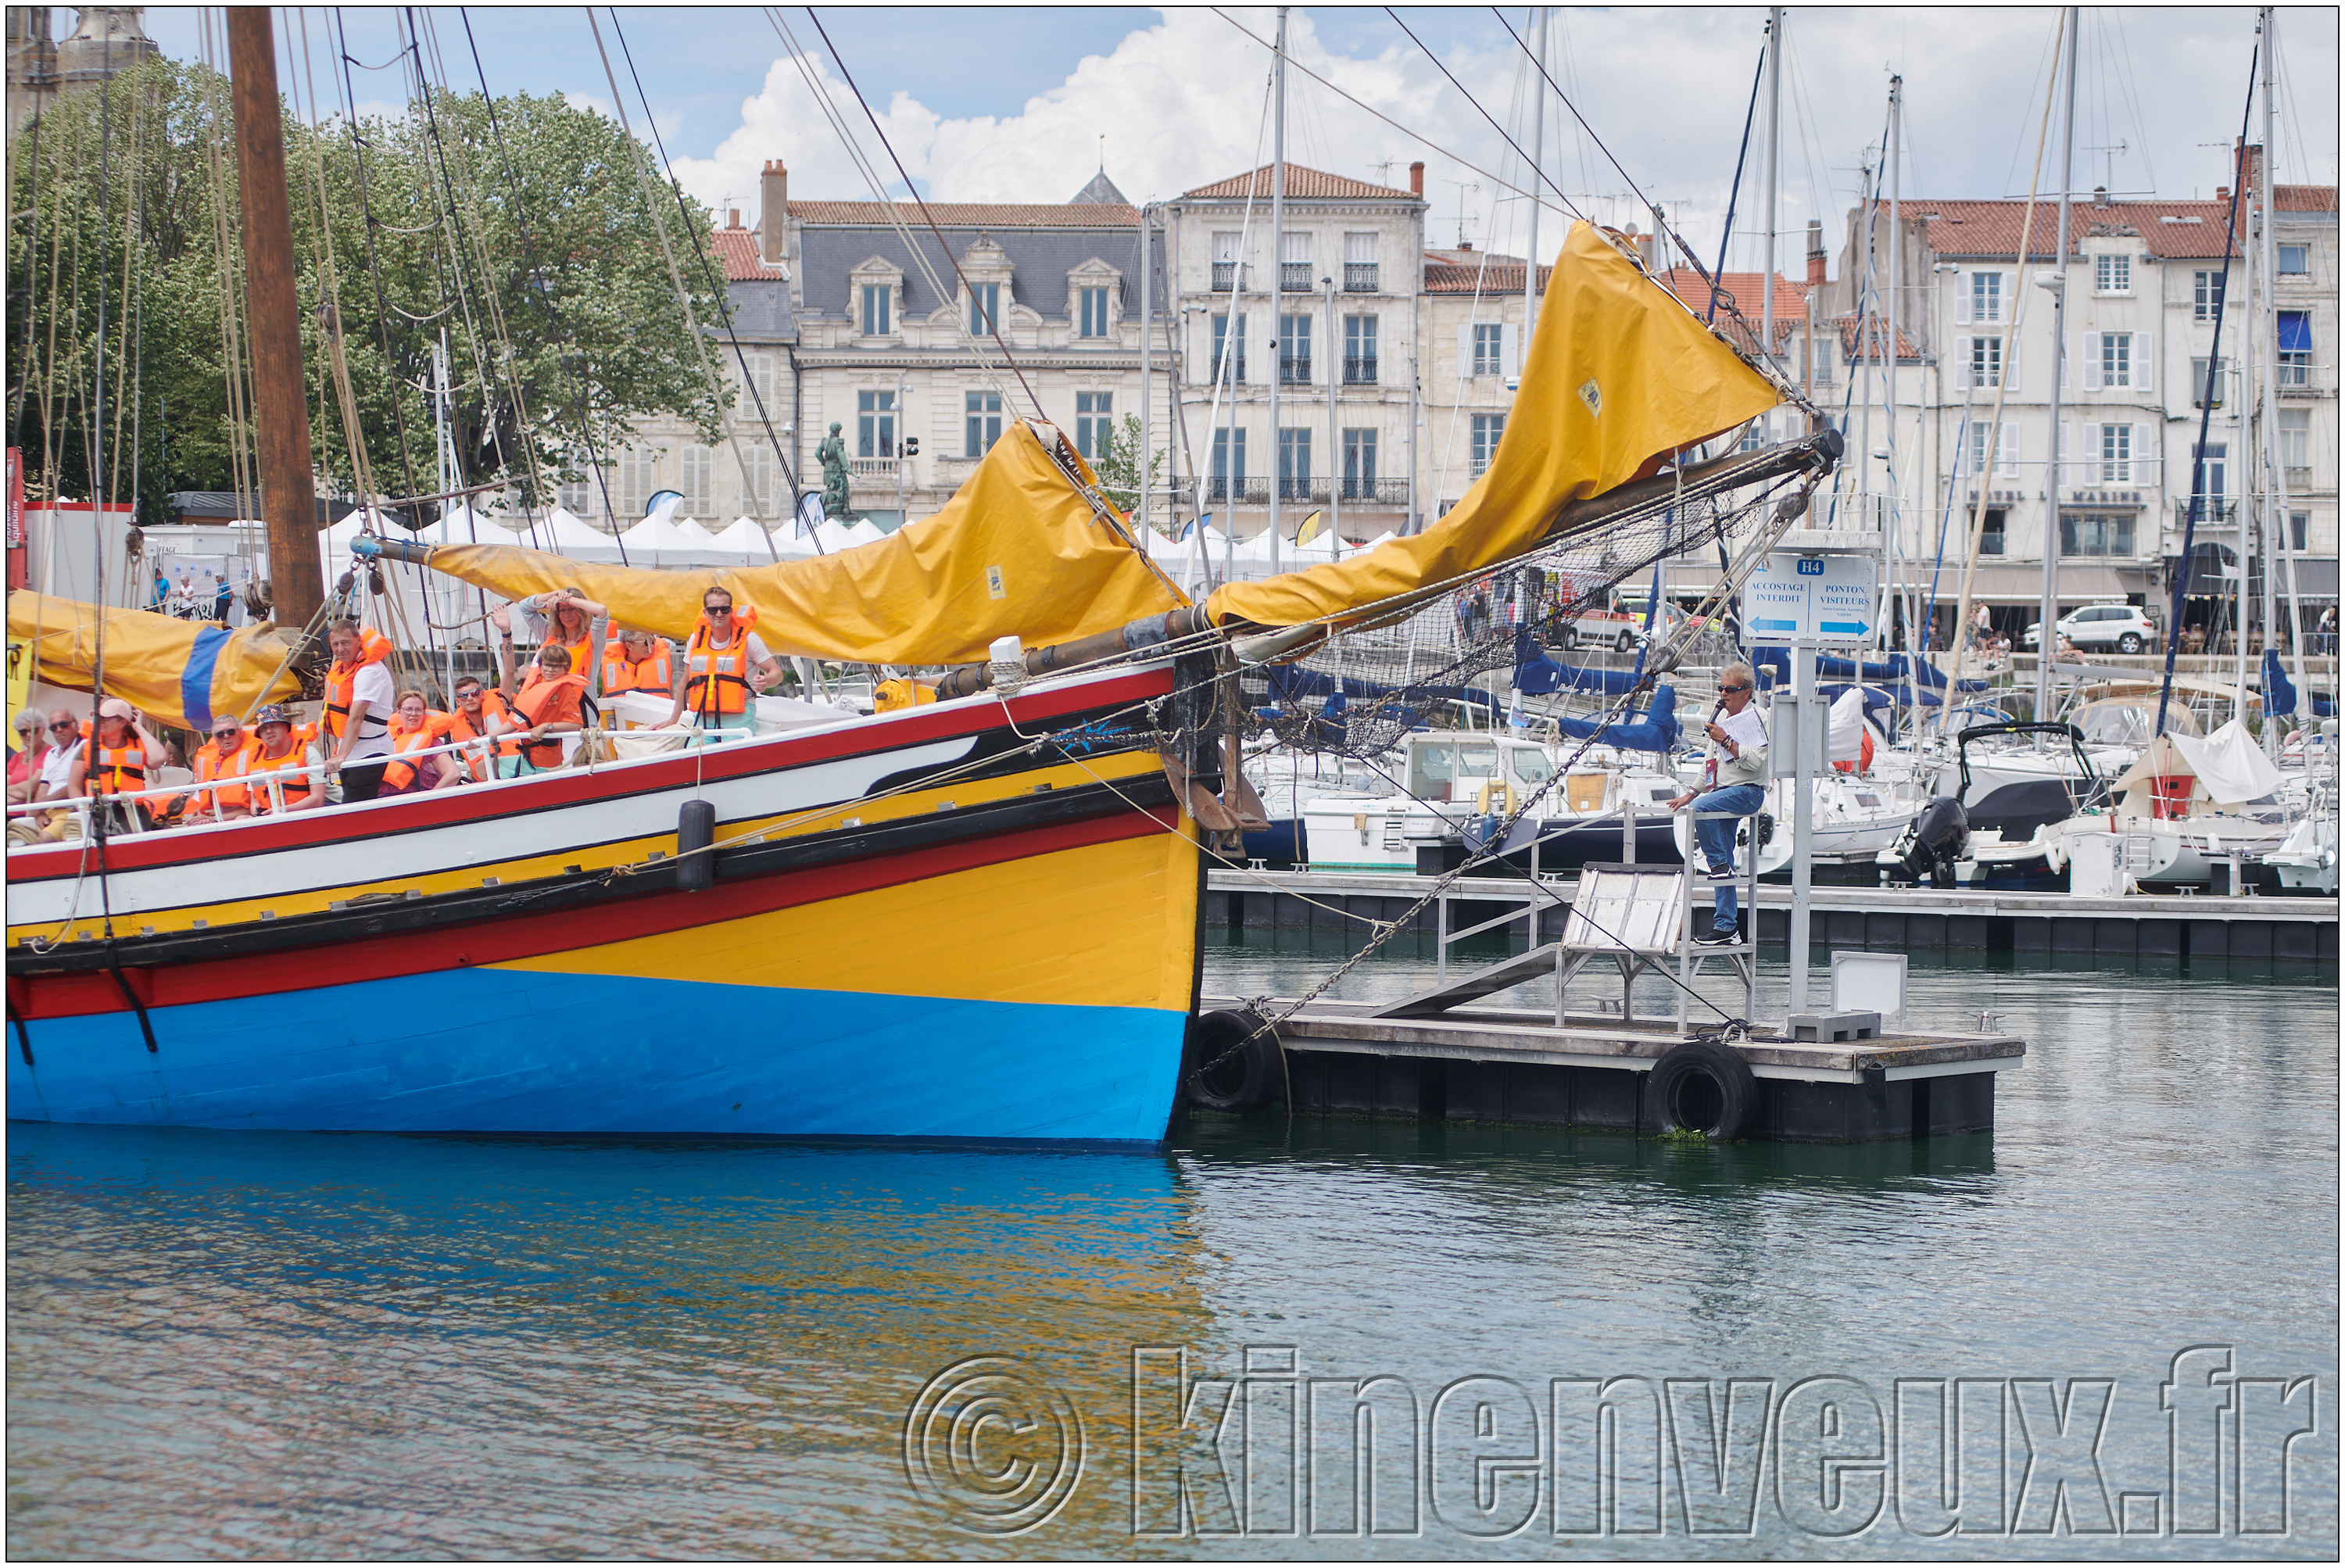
[{"xmin": 1667, "ymin": 662, "xmax": 1768, "ymax": 947}]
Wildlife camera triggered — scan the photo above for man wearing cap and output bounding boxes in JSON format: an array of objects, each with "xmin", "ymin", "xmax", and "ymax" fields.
[
  {"xmin": 233, "ymin": 705, "xmax": 324, "ymax": 814},
  {"xmin": 68, "ymin": 699, "xmax": 168, "ymax": 834}
]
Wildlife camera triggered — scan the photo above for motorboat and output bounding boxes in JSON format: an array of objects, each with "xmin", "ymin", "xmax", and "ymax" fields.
[{"xmin": 2048, "ymin": 719, "xmax": 2295, "ymax": 889}]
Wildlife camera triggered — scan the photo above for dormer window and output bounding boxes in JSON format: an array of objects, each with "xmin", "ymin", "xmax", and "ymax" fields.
[
  {"xmin": 849, "ymin": 257, "xmax": 903, "ymax": 338},
  {"xmin": 1079, "ymin": 286, "xmax": 1111, "ymax": 338},
  {"xmin": 2093, "ymin": 252, "xmax": 2132, "ymax": 295},
  {"xmin": 969, "ymin": 281, "xmax": 1002, "ymax": 338},
  {"xmin": 861, "ymin": 283, "xmax": 891, "ymax": 336}
]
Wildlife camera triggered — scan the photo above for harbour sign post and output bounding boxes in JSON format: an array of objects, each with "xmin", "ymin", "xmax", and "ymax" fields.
[{"xmin": 1743, "ymin": 548, "xmax": 1878, "ymax": 646}]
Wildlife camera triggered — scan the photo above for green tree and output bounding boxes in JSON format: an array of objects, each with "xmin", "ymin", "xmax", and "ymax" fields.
[
  {"xmin": 6, "ymin": 55, "xmax": 729, "ymax": 524},
  {"xmin": 1088, "ymin": 413, "xmax": 1165, "ymax": 520}
]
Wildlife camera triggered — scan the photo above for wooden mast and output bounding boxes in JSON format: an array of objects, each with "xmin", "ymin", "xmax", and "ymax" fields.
[{"xmin": 227, "ymin": 8, "xmax": 324, "ymax": 633}]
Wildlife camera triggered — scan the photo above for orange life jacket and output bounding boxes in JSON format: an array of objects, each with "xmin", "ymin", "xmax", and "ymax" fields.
[
  {"xmin": 513, "ymin": 673, "xmax": 587, "ymax": 769},
  {"xmin": 682, "ymin": 607, "xmax": 759, "ymax": 718},
  {"xmin": 86, "ymin": 741, "xmax": 149, "ymax": 798},
  {"xmin": 535, "ymin": 631, "xmax": 594, "ymax": 690},
  {"xmin": 194, "ymin": 733, "xmax": 254, "ymax": 812},
  {"xmin": 603, "ymin": 639, "xmax": 673, "ymax": 697},
  {"xmin": 324, "ymin": 627, "xmax": 396, "ymax": 743},
  {"xmin": 446, "ymin": 695, "xmax": 512, "ymax": 781},
  {"xmin": 237, "ymin": 741, "xmax": 316, "ymax": 814},
  {"xmin": 382, "ymin": 715, "xmax": 451, "ymax": 790}
]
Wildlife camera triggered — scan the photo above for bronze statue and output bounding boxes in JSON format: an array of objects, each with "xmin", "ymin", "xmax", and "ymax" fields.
[{"xmin": 817, "ymin": 421, "xmax": 850, "ymax": 520}]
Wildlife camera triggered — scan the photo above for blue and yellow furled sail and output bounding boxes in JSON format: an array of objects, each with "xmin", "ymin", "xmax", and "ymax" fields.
[{"xmin": 5, "ymin": 590, "xmax": 306, "ymax": 732}]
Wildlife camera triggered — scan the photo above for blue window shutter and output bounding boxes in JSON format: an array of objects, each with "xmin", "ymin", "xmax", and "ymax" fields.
[{"xmin": 2278, "ymin": 311, "xmax": 2312, "ymax": 353}]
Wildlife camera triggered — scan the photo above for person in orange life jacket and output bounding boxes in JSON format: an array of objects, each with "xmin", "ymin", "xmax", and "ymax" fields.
[
  {"xmin": 69, "ymin": 697, "xmax": 167, "ymax": 834},
  {"xmin": 322, "ymin": 618, "xmax": 396, "ymax": 802},
  {"xmin": 236, "ymin": 704, "xmax": 323, "ymax": 814},
  {"xmin": 181, "ymin": 715, "xmax": 256, "ymax": 824},
  {"xmin": 440, "ymin": 675, "xmax": 512, "ymax": 786},
  {"xmin": 505, "ymin": 589, "xmax": 608, "ymax": 699},
  {"xmin": 664, "ymin": 587, "xmax": 782, "ymax": 738},
  {"xmin": 497, "ymin": 640, "xmax": 589, "ymax": 776},
  {"xmin": 602, "ymin": 626, "xmax": 674, "ymax": 698},
  {"xmin": 381, "ymin": 690, "xmax": 457, "ymax": 795}
]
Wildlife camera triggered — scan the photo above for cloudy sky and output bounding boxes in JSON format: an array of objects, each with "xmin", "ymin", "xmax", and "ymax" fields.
[{"xmin": 152, "ymin": 5, "xmax": 2340, "ymax": 280}]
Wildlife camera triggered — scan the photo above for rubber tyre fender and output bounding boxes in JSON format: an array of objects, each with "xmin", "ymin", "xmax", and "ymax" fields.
[
  {"xmin": 1650, "ymin": 1040, "xmax": 1757, "ymax": 1140},
  {"xmin": 1183, "ymin": 1008, "xmax": 1283, "ymax": 1113}
]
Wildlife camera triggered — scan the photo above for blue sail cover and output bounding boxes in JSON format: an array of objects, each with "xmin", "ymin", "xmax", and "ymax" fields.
[
  {"xmin": 2263, "ymin": 650, "xmax": 2298, "ymax": 718},
  {"xmin": 1749, "ymin": 646, "xmax": 1987, "ymax": 693},
  {"xmin": 1511, "ymin": 629, "xmax": 1649, "ymax": 696},
  {"xmin": 1552, "ymin": 683, "xmax": 1681, "ymax": 750}
]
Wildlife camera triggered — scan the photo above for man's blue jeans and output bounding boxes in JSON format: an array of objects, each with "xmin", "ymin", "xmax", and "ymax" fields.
[{"xmin": 1691, "ymin": 782, "xmax": 1766, "ymax": 934}]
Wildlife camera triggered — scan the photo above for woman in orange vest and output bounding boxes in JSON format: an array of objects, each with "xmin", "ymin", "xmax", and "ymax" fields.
[
  {"xmin": 664, "ymin": 589, "xmax": 782, "ymax": 739},
  {"xmin": 493, "ymin": 591, "xmax": 608, "ymax": 699},
  {"xmin": 442, "ymin": 676, "xmax": 512, "ymax": 785},
  {"xmin": 380, "ymin": 690, "xmax": 456, "ymax": 795},
  {"xmin": 322, "ymin": 619, "xmax": 397, "ymax": 802},
  {"xmin": 70, "ymin": 698, "xmax": 166, "ymax": 832},
  {"xmin": 601, "ymin": 628, "xmax": 674, "ymax": 700},
  {"xmin": 182, "ymin": 715, "xmax": 256, "ymax": 824},
  {"xmin": 499, "ymin": 642, "xmax": 590, "ymax": 776},
  {"xmin": 233, "ymin": 704, "xmax": 323, "ymax": 814}
]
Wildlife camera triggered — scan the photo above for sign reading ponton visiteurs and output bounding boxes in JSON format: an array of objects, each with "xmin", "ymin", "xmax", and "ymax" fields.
[{"xmin": 1742, "ymin": 550, "xmax": 1879, "ymax": 646}]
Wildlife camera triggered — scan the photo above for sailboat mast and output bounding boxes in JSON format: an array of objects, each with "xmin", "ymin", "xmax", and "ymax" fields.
[
  {"xmin": 1524, "ymin": 7, "xmax": 1546, "ymax": 346},
  {"xmin": 1268, "ymin": 6, "xmax": 1287, "ymax": 575},
  {"xmin": 1888, "ymin": 76, "xmax": 1903, "ymax": 638},
  {"xmin": 227, "ymin": 8, "xmax": 324, "ymax": 635},
  {"xmin": 2257, "ymin": 7, "xmax": 2307, "ymax": 747},
  {"xmin": 2035, "ymin": 7, "xmax": 2078, "ymax": 723},
  {"xmin": 1762, "ymin": 9, "xmax": 1778, "ymax": 371}
]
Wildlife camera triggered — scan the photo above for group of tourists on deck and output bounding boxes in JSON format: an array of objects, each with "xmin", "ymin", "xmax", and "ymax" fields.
[{"xmin": 7, "ymin": 582, "xmax": 789, "ymax": 838}]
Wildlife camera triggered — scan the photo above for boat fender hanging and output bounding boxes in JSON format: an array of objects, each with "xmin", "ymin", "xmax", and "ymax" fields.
[
  {"xmin": 676, "ymin": 799, "xmax": 716, "ymax": 892},
  {"xmin": 1649, "ymin": 1040, "xmax": 1756, "ymax": 1140},
  {"xmin": 1182, "ymin": 1008, "xmax": 1283, "ymax": 1114}
]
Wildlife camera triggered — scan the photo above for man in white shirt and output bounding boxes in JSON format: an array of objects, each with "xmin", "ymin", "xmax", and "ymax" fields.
[
  {"xmin": 1667, "ymin": 662, "xmax": 1770, "ymax": 946},
  {"xmin": 324, "ymin": 619, "xmax": 397, "ymax": 800}
]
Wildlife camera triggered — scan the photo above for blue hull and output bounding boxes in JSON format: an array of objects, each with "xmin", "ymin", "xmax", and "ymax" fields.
[{"xmin": 7, "ymin": 968, "xmax": 1187, "ymax": 1145}]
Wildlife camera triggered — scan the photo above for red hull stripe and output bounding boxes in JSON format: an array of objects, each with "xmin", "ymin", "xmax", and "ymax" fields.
[
  {"xmin": 10, "ymin": 804, "xmax": 1178, "ymax": 1022},
  {"xmin": 5, "ymin": 669, "xmax": 1172, "ymax": 879}
]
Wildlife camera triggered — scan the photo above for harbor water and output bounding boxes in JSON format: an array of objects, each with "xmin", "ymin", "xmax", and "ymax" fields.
[{"xmin": 8, "ymin": 941, "xmax": 2336, "ymax": 1559}]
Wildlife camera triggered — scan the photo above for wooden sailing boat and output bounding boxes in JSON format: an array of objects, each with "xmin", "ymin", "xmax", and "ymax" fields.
[{"xmin": 5, "ymin": 20, "xmax": 1825, "ymax": 1139}]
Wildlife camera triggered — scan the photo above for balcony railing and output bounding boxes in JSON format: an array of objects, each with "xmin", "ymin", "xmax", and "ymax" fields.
[
  {"xmin": 1344, "ymin": 263, "xmax": 1379, "ymax": 292},
  {"xmin": 1336, "ymin": 477, "xmax": 1410, "ymax": 504},
  {"xmin": 1205, "ymin": 478, "xmax": 1269, "ymax": 503},
  {"xmin": 1279, "ymin": 353, "xmax": 1312, "ymax": 385},
  {"xmin": 2279, "ymin": 355, "xmax": 2312, "ymax": 388},
  {"xmin": 1343, "ymin": 355, "xmax": 1378, "ymax": 385},
  {"xmin": 1280, "ymin": 263, "xmax": 1313, "ymax": 292},
  {"xmin": 2176, "ymin": 499, "xmax": 2238, "ymax": 528},
  {"xmin": 1209, "ymin": 351, "xmax": 1246, "ymax": 384},
  {"xmin": 849, "ymin": 457, "xmax": 898, "ymax": 477},
  {"xmin": 1212, "ymin": 262, "xmax": 1241, "ymax": 292}
]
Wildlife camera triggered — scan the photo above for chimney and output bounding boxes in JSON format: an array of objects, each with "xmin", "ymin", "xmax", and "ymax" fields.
[
  {"xmin": 760, "ymin": 159, "xmax": 789, "ymax": 266},
  {"xmin": 2093, "ymin": 186, "xmax": 2109, "ymax": 207},
  {"xmin": 2215, "ymin": 187, "xmax": 2230, "ymax": 206},
  {"xmin": 1409, "ymin": 160, "xmax": 1424, "ymax": 197},
  {"xmin": 1458, "ymin": 238, "xmax": 1473, "ymax": 252},
  {"xmin": 1806, "ymin": 218, "xmax": 1826, "ymax": 286},
  {"xmin": 727, "ymin": 207, "xmax": 742, "ymax": 230},
  {"xmin": 2235, "ymin": 139, "xmax": 2263, "ymax": 202}
]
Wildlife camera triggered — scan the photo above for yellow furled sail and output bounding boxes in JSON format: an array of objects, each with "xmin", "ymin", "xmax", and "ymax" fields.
[
  {"xmin": 5, "ymin": 590, "xmax": 306, "ymax": 731},
  {"xmin": 422, "ymin": 421, "xmax": 1186, "ymax": 664},
  {"xmin": 1205, "ymin": 222, "xmax": 1780, "ymax": 631}
]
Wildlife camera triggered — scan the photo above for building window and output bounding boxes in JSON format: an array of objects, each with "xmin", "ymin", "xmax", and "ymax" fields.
[
  {"xmin": 737, "ymin": 442, "xmax": 774, "ymax": 517},
  {"xmin": 1344, "ymin": 231, "xmax": 1379, "ymax": 292},
  {"xmin": 1341, "ymin": 428, "xmax": 1377, "ymax": 499},
  {"xmin": 2278, "ymin": 243, "xmax": 2308, "ymax": 276},
  {"xmin": 1971, "ymin": 271, "xmax": 2003, "ymax": 324},
  {"xmin": 2191, "ymin": 442, "xmax": 2228, "ymax": 507},
  {"xmin": 857, "ymin": 389, "xmax": 896, "ymax": 459},
  {"xmin": 1211, "ymin": 312, "xmax": 1246, "ymax": 382},
  {"xmin": 678, "ymin": 446, "xmax": 714, "ymax": 515},
  {"xmin": 1076, "ymin": 391, "xmax": 1112, "ymax": 460},
  {"xmin": 1969, "ymin": 335, "xmax": 2003, "ymax": 388},
  {"xmin": 1278, "ymin": 313, "xmax": 1312, "ymax": 385},
  {"xmin": 735, "ymin": 350, "xmax": 776, "ymax": 413},
  {"xmin": 965, "ymin": 390, "xmax": 1002, "ymax": 456},
  {"xmin": 2100, "ymin": 331, "xmax": 2132, "ymax": 388},
  {"xmin": 2093, "ymin": 252, "xmax": 2132, "ymax": 294},
  {"xmin": 617, "ymin": 446, "xmax": 659, "ymax": 518},
  {"xmin": 1471, "ymin": 323, "xmax": 1503, "ymax": 377},
  {"xmin": 968, "ymin": 281, "xmax": 1002, "ymax": 338},
  {"xmin": 558, "ymin": 467, "xmax": 607, "ymax": 520},
  {"xmin": 2194, "ymin": 269, "xmax": 2227, "ymax": 321},
  {"xmin": 2290, "ymin": 511, "xmax": 2310, "ymax": 551},
  {"xmin": 1278, "ymin": 428, "xmax": 1312, "ymax": 499},
  {"xmin": 2191, "ymin": 356, "xmax": 2228, "ymax": 409},
  {"xmin": 1344, "ymin": 314, "xmax": 1378, "ymax": 384},
  {"xmin": 2099, "ymin": 423, "xmax": 2132, "ymax": 483},
  {"xmin": 1470, "ymin": 413, "xmax": 1504, "ymax": 475},
  {"xmin": 1209, "ymin": 428, "xmax": 1245, "ymax": 500},
  {"xmin": 2060, "ymin": 512, "xmax": 2136, "ymax": 557},
  {"xmin": 2279, "ymin": 310, "xmax": 2312, "ymax": 386},
  {"xmin": 1969, "ymin": 420, "xmax": 2017, "ymax": 478},
  {"xmin": 1280, "ymin": 231, "xmax": 1312, "ymax": 293},
  {"xmin": 2279, "ymin": 407, "xmax": 2311, "ymax": 474},
  {"xmin": 860, "ymin": 283, "xmax": 891, "ymax": 337},
  {"xmin": 1738, "ymin": 420, "xmax": 1767, "ymax": 454},
  {"xmin": 1979, "ymin": 508, "xmax": 2007, "ymax": 557},
  {"xmin": 1212, "ymin": 231, "xmax": 1242, "ymax": 293},
  {"xmin": 1078, "ymin": 285, "xmax": 1110, "ymax": 338}
]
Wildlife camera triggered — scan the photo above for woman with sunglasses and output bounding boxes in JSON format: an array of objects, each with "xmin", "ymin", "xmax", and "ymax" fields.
[
  {"xmin": 7, "ymin": 709, "xmax": 52, "ymax": 805},
  {"xmin": 1667, "ymin": 662, "xmax": 1770, "ymax": 947},
  {"xmin": 665, "ymin": 588, "xmax": 782, "ymax": 739}
]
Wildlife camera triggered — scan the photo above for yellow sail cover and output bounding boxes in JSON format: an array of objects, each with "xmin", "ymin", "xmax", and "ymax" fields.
[
  {"xmin": 422, "ymin": 421, "xmax": 1185, "ymax": 664},
  {"xmin": 5, "ymin": 590, "xmax": 306, "ymax": 731},
  {"xmin": 1205, "ymin": 222, "xmax": 1781, "ymax": 631}
]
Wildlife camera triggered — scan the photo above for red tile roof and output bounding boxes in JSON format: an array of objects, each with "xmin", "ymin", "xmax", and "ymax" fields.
[
  {"xmin": 1913, "ymin": 189, "xmax": 2337, "ymax": 260},
  {"xmin": 710, "ymin": 227, "xmax": 781, "ymax": 281},
  {"xmin": 1181, "ymin": 163, "xmax": 1420, "ymax": 201},
  {"xmin": 1423, "ymin": 261, "xmax": 1550, "ymax": 294},
  {"xmin": 784, "ymin": 200, "xmax": 1138, "ymax": 227},
  {"xmin": 1646, "ymin": 267, "xmax": 1812, "ymax": 331},
  {"xmin": 1831, "ymin": 315, "xmax": 1924, "ymax": 360}
]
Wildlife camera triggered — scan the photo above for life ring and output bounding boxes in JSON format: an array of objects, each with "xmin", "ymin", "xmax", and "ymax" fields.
[
  {"xmin": 1649, "ymin": 1040, "xmax": 1757, "ymax": 1140},
  {"xmin": 1476, "ymin": 779, "xmax": 1517, "ymax": 816},
  {"xmin": 1182, "ymin": 1008, "xmax": 1283, "ymax": 1113}
]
